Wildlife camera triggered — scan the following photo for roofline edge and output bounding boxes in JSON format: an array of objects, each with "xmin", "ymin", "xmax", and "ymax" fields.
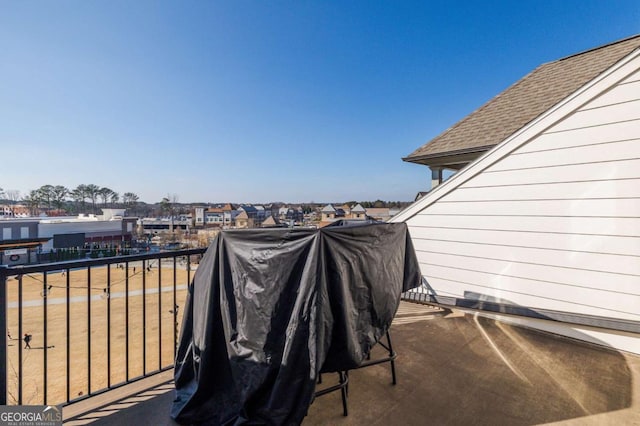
[
  {"xmin": 402, "ymin": 145, "xmax": 496, "ymax": 164},
  {"xmin": 391, "ymin": 46, "xmax": 640, "ymax": 224}
]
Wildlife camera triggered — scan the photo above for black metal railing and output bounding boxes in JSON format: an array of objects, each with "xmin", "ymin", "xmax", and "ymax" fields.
[{"xmin": 0, "ymin": 248, "xmax": 207, "ymax": 406}]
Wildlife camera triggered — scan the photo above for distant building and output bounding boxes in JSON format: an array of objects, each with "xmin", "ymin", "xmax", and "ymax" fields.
[
  {"xmin": 0, "ymin": 204, "xmax": 29, "ymax": 218},
  {"xmin": 1, "ymin": 209, "xmax": 136, "ymax": 265},
  {"xmin": 0, "ymin": 217, "xmax": 46, "ymax": 264},
  {"xmin": 254, "ymin": 205, "xmax": 266, "ymax": 222},
  {"xmin": 234, "ymin": 211, "xmax": 252, "ymax": 229},
  {"xmin": 222, "ymin": 204, "xmax": 239, "ymax": 227},
  {"xmin": 204, "ymin": 208, "xmax": 225, "ymax": 227},
  {"xmin": 261, "ymin": 215, "xmax": 281, "ymax": 227},
  {"xmin": 237, "ymin": 205, "xmax": 263, "ymax": 227},
  {"xmin": 140, "ymin": 216, "xmax": 191, "ymax": 235},
  {"xmin": 351, "ymin": 204, "xmax": 367, "ymax": 220},
  {"xmin": 194, "ymin": 204, "xmax": 239, "ymax": 228},
  {"xmin": 320, "ymin": 204, "xmax": 345, "ymax": 222},
  {"xmin": 194, "ymin": 207, "xmax": 206, "ymax": 226},
  {"xmin": 319, "ymin": 204, "xmax": 350, "ymax": 227},
  {"xmin": 339, "ymin": 204, "xmax": 352, "ymax": 217},
  {"xmin": 317, "ymin": 203, "xmax": 399, "ymax": 227},
  {"xmin": 264, "ymin": 203, "xmax": 280, "ymax": 219},
  {"xmin": 278, "ymin": 206, "xmax": 304, "ymax": 223},
  {"xmin": 1, "ymin": 205, "xmax": 13, "ymax": 218},
  {"xmin": 364, "ymin": 208, "xmax": 391, "ymax": 221}
]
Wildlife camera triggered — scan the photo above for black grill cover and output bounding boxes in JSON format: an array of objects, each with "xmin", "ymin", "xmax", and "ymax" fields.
[{"xmin": 171, "ymin": 222, "xmax": 420, "ymax": 425}]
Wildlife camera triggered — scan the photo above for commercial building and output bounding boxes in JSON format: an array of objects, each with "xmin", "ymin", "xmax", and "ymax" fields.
[{"xmin": 0, "ymin": 209, "xmax": 137, "ymax": 265}]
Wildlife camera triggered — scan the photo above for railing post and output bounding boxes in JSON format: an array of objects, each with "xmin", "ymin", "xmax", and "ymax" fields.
[{"xmin": 0, "ymin": 265, "xmax": 8, "ymax": 405}]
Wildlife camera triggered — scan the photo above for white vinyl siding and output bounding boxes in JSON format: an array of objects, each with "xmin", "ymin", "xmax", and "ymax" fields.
[
  {"xmin": 484, "ymin": 138, "xmax": 640, "ymax": 171},
  {"xmin": 586, "ymin": 73, "xmax": 640, "ymax": 107},
  {"xmin": 620, "ymin": 67, "xmax": 640, "ymax": 83},
  {"xmin": 410, "ymin": 227, "xmax": 640, "ymax": 259},
  {"xmin": 447, "ymin": 180, "xmax": 640, "ymax": 201},
  {"xmin": 409, "ymin": 215, "xmax": 640, "ymax": 238},
  {"xmin": 419, "ymin": 274, "xmax": 636, "ymax": 320},
  {"xmin": 515, "ymin": 119, "xmax": 640, "ymax": 154},
  {"xmin": 550, "ymin": 99, "xmax": 640, "ymax": 131},
  {"xmin": 412, "ymin": 238, "xmax": 640, "ymax": 277},
  {"xmin": 415, "ymin": 251, "xmax": 640, "ymax": 294},
  {"xmin": 422, "ymin": 199, "xmax": 640, "ymax": 218},
  {"xmin": 465, "ymin": 157, "xmax": 640, "ymax": 187},
  {"xmin": 404, "ymin": 54, "xmax": 640, "ymax": 325}
]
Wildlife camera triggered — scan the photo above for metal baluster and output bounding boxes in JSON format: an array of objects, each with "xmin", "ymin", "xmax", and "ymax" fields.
[
  {"xmin": 87, "ymin": 266, "xmax": 91, "ymax": 395},
  {"xmin": 0, "ymin": 266, "xmax": 7, "ymax": 405},
  {"xmin": 43, "ymin": 272, "xmax": 48, "ymax": 404},
  {"xmin": 173, "ymin": 257, "xmax": 177, "ymax": 358},
  {"xmin": 142, "ymin": 260, "xmax": 146, "ymax": 375},
  {"xmin": 18, "ymin": 274, "xmax": 23, "ymax": 405},
  {"xmin": 158, "ymin": 259, "xmax": 162, "ymax": 371},
  {"xmin": 65, "ymin": 268, "xmax": 70, "ymax": 402},
  {"xmin": 125, "ymin": 262, "xmax": 129, "ymax": 382},
  {"xmin": 107, "ymin": 264, "xmax": 111, "ymax": 388}
]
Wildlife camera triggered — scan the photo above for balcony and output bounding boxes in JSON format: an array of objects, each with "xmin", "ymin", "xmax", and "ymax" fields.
[{"xmin": 2, "ymin": 253, "xmax": 639, "ymax": 425}]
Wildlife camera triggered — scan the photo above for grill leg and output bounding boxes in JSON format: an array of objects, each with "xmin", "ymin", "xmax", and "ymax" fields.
[
  {"xmin": 386, "ymin": 331, "xmax": 397, "ymax": 385},
  {"xmin": 339, "ymin": 371, "xmax": 348, "ymax": 416}
]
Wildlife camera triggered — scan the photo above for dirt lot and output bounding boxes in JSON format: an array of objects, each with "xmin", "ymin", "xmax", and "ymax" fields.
[{"xmin": 5, "ymin": 261, "xmax": 196, "ymax": 405}]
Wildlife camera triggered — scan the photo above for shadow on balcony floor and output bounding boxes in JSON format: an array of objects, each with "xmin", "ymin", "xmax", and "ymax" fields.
[{"xmin": 63, "ymin": 302, "xmax": 640, "ymax": 425}]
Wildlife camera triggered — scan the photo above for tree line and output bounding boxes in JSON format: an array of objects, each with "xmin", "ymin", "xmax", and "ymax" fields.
[
  {"xmin": 1, "ymin": 185, "xmax": 413, "ymax": 218},
  {"xmin": 0, "ymin": 185, "xmax": 140, "ymax": 215}
]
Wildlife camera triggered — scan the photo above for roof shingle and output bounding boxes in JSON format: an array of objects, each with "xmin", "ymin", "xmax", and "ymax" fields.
[{"xmin": 404, "ymin": 34, "xmax": 640, "ymax": 164}]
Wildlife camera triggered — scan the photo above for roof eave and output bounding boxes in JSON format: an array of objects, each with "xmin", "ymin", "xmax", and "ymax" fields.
[{"xmin": 402, "ymin": 145, "xmax": 496, "ymax": 169}]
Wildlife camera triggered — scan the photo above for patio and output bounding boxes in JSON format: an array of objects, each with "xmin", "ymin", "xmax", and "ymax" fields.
[{"xmin": 63, "ymin": 302, "xmax": 640, "ymax": 425}]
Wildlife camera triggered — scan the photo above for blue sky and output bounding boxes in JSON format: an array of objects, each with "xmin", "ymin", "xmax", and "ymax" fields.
[{"xmin": 1, "ymin": 1, "xmax": 639, "ymax": 204}]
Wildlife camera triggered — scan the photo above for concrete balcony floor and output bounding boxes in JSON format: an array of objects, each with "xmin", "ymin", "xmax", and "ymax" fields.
[{"xmin": 63, "ymin": 302, "xmax": 640, "ymax": 425}]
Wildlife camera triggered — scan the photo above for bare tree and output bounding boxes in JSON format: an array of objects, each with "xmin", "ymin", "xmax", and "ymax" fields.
[
  {"xmin": 85, "ymin": 184, "xmax": 100, "ymax": 213},
  {"xmin": 110, "ymin": 191, "xmax": 119, "ymax": 207},
  {"xmin": 23, "ymin": 190, "xmax": 42, "ymax": 216},
  {"xmin": 52, "ymin": 186, "xmax": 69, "ymax": 211},
  {"xmin": 6, "ymin": 190, "xmax": 20, "ymax": 203},
  {"xmin": 71, "ymin": 185, "xmax": 88, "ymax": 213},
  {"xmin": 4, "ymin": 190, "xmax": 21, "ymax": 217},
  {"xmin": 38, "ymin": 185, "xmax": 55, "ymax": 211},
  {"xmin": 123, "ymin": 192, "xmax": 139, "ymax": 215},
  {"xmin": 161, "ymin": 193, "xmax": 179, "ymax": 233},
  {"xmin": 99, "ymin": 187, "xmax": 114, "ymax": 208}
]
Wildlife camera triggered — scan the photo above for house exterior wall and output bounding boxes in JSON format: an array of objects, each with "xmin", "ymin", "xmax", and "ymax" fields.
[
  {"xmin": 321, "ymin": 212, "xmax": 335, "ymax": 221},
  {"xmin": 224, "ymin": 210, "xmax": 239, "ymax": 227},
  {"xmin": 205, "ymin": 211, "xmax": 224, "ymax": 225},
  {"xmin": 194, "ymin": 207, "xmax": 205, "ymax": 226},
  {"xmin": 395, "ymin": 54, "xmax": 640, "ymax": 354},
  {"xmin": 236, "ymin": 217, "xmax": 252, "ymax": 229}
]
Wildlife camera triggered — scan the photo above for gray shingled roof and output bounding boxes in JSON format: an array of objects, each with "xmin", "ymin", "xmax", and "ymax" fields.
[{"xmin": 404, "ymin": 34, "xmax": 640, "ymax": 165}]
